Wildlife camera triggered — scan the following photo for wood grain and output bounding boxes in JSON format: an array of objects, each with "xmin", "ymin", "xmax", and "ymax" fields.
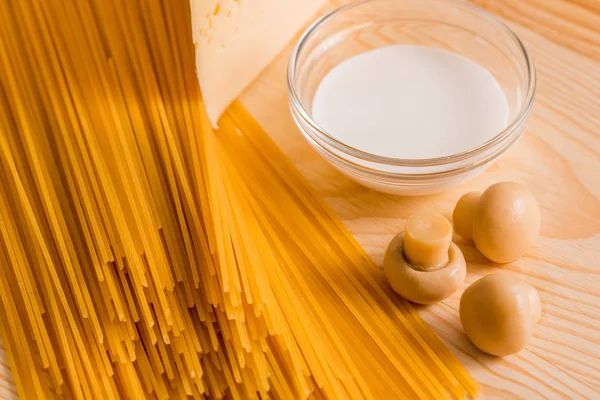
[
  {"xmin": 238, "ymin": 1, "xmax": 600, "ymax": 398},
  {"xmin": 471, "ymin": 0, "xmax": 600, "ymax": 61},
  {"xmin": 1, "ymin": 1, "xmax": 598, "ymax": 399}
]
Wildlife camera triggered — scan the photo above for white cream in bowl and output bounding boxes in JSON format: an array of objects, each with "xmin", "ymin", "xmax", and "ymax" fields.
[{"xmin": 312, "ymin": 45, "xmax": 509, "ymax": 160}]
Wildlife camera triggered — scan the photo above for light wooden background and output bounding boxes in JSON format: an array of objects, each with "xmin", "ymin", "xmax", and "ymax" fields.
[
  {"xmin": 1, "ymin": 1, "xmax": 599, "ymax": 399},
  {"xmin": 240, "ymin": 0, "xmax": 600, "ymax": 398}
]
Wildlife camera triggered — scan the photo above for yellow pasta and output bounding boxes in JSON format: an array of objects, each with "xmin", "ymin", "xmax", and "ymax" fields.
[{"xmin": 0, "ymin": 0, "xmax": 478, "ymax": 398}]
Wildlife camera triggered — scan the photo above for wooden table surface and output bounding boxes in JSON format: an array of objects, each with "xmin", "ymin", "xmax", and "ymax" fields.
[
  {"xmin": 1, "ymin": 1, "xmax": 599, "ymax": 399},
  {"xmin": 241, "ymin": 0, "xmax": 600, "ymax": 398}
]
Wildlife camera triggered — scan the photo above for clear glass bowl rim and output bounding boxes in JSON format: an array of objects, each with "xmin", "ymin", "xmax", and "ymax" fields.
[{"xmin": 287, "ymin": 0, "xmax": 537, "ymax": 168}]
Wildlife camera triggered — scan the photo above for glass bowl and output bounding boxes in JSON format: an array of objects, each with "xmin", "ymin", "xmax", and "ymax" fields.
[{"xmin": 287, "ymin": 0, "xmax": 536, "ymax": 196}]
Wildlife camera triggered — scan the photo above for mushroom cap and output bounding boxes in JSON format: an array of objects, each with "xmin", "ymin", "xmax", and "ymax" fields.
[
  {"xmin": 383, "ymin": 232, "xmax": 466, "ymax": 304},
  {"xmin": 452, "ymin": 191, "xmax": 482, "ymax": 241},
  {"xmin": 459, "ymin": 274, "xmax": 541, "ymax": 356},
  {"xmin": 473, "ymin": 182, "xmax": 540, "ymax": 263}
]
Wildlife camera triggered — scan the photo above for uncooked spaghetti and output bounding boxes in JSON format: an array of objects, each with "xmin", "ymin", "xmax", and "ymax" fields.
[{"xmin": 0, "ymin": 0, "xmax": 478, "ymax": 398}]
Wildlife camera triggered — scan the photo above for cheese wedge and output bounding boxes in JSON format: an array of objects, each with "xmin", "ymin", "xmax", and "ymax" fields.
[{"xmin": 190, "ymin": 0, "xmax": 326, "ymax": 127}]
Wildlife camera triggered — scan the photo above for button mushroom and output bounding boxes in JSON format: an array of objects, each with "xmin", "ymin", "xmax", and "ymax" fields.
[
  {"xmin": 383, "ymin": 212, "xmax": 466, "ymax": 304},
  {"xmin": 472, "ymin": 182, "xmax": 541, "ymax": 263},
  {"xmin": 460, "ymin": 273, "xmax": 542, "ymax": 356},
  {"xmin": 452, "ymin": 191, "xmax": 482, "ymax": 241}
]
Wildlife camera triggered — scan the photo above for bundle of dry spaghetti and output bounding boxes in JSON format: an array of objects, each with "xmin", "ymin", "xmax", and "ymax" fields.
[{"xmin": 0, "ymin": 0, "xmax": 478, "ymax": 398}]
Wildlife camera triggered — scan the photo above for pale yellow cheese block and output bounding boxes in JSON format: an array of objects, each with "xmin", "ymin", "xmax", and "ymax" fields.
[{"xmin": 190, "ymin": 0, "xmax": 327, "ymax": 127}]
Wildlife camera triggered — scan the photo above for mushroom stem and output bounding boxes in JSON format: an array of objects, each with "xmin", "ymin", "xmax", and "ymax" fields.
[{"xmin": 404, "ymin": 212, "xmax": 452, "ymax": 270}]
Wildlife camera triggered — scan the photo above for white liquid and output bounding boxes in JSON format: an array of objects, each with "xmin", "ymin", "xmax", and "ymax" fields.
[{"xmin": 312, "ymin": 45, "xmax": 509, "ymax": 159}]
